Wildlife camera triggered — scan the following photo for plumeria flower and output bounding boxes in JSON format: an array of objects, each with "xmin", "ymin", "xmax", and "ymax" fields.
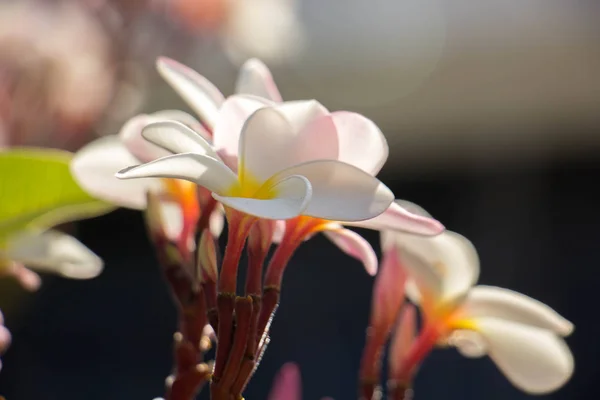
[
  {"xmin": 71, "ymin": 111, "xmax": 223, "ymax": 252},
  {"xmin": 116, "ymin": 106, "xmax": 394, "ymax": 222},
  {"xmin": 150, "ymin": 58, "xmax": 444, "ymax": 276},
  {"xmin": 381, "ymin": 225, "xmax": 574, "ymax": 394},
  {"xmin": 0, "ymin": 229, "xmax": 103, "ymax": 291}
]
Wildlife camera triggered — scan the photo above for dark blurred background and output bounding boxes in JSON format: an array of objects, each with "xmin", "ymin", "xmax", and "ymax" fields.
[{"xmin": 1, "ymin": 0, "xmax": 600, "ymax": 399}]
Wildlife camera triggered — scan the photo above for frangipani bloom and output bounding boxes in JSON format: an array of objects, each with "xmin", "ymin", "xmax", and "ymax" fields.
[
  {"xmin": 71, "ymin": 111, "xmax": 223, "ymax": 248},
  {"xmin": 0, "ymin": 230, "xmax": 103, "ymax": 290},
  {"xmin": 116, "ymin": 106, "xmax": 394, "ymax": 222},
  {"xmin": 382, "ymin": 228, "xmax": 574, "ymax": 394},
  {"xmin": 153, "ymin": 58, "xmax": 444, "ymax": 275}
]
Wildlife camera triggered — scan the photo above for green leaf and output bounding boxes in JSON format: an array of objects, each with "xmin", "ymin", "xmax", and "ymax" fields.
[{"xmin": 0, "ymin": 148, "xmax": 115, "ymax": 242}]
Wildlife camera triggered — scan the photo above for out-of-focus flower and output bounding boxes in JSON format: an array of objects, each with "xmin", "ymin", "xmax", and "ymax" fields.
[
  {"xmin": 164, "ymin": 0, "xmax": 304, "ymax": 64},
  {"xmin": 268, "ymin": 363, "xmax": 333, "ymax": 400},
  {"xmin": 0, "ymin": 1, "xmax": 116, "ymax": 149},
  {"xmin": 0, "ymin": 148, "xmax": 110, "ymax": 289},
  {"xmin": 116, "ymin": 106, "xmax": 394, "ymax": 222},
  {"xmin": 71, "ymin": 111, "xmax": 218, "ymax": 253},
  {"xmin": 381, "ymin": 226, "xmax": 574, "ymax": 394},
  {"xmin": 154, "ymin": 58, "xmax": 443, "ymax": 277},
  {"xmin": 0, "ymin": 309, "xmax": 11, "ymax": 371}
]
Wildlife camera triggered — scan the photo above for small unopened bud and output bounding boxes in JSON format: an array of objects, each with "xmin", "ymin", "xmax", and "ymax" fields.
[
  {"xmin": 197, "ymin": 229, "xmax": 217, "ymax": 283},
  {"xmin": 145, "ymin": 191, "xmax": 165, "ymax": 239}
]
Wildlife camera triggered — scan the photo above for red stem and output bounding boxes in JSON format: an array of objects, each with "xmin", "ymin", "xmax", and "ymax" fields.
[{"xmin": 359, "ymin": 327, "xmax": 387, "ymax": 400}]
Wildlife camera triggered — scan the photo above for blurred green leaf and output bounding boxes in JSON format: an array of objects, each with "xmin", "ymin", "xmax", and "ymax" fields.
[{"xmin": 0, "ymin": 148, "xmax": 115, "ymax": 242}]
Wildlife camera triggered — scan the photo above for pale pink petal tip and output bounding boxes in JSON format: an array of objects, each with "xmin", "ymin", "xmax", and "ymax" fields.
[{"xmin": 268, "ymin": 362, "xmax": 302, "ymax": 400}]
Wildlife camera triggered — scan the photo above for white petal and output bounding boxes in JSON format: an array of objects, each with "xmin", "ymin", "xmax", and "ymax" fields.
[
  {"xmin": 159, "ymin": 201, "xmax": 183, "ymax": 242},
  {"xmin": 235, "ymin": 58, "xmax": 282, "ymax": 101},
  {"xmin": 273, "ymin": 160, "xmax": 394, "ymax": 221},
  {"xmin": 323, "ymin": 226, "xmax": 378, "ymax": 276},
  {"xmin": 6, "ymin": 230, "xmax": 103, "ymax": 279},
  {"xmin": 331, "ymin": 111, "xmax": 388, "ymax": 175},
  {"xmin": 156, "ymin": 57, "xmax": 225, "ymax": 128},
  {"xmin": 141, "ymin": 121, "xmax": 219, "ymax": 159},
  {"xmin": 209, "ymin": 207, "xmax": 225, "ymax": 238},
  {"xmin": 116, "ymin": 153, "xmax": 238, "ymax": 196},
  {"xmin": 118, "ymin": 115, "xmax": 172, "ymax": 163},
  {"xmin": 275, "ymin": 100, "xmax": 328, "ymax": 134},
  {"xmin": 382, "ymin": 231, "xmax": 479, "ymax": 304},
  {"xmin": 461, "ymin": 286, "xmax": 574, "ymax": 336},
  {"xmin": 150, "ymin": 110, "xmax": 211, "ymax": 141},
  {"xmin": 71, "ymin": 136, "xmax": 163, "ymax": 209},
  {"xmin": 349, "ymin": 201, "xmax": 444, "ymax": 237},
  {"xmin": 212, "ymin": 95, "xmax": 272, "ymax": 161},
  {"xmin": 271, "ymin": 220, "xmax": 286, "ymax": 243},
  {"xmin": 476, "ymin": 318, "xmax": 574, "ymax": 394},
  {"xmin": 239, "ymin": 107, "xmax": 339, "ymax": 183},
  {"xmin": 448, "ymin": 330, "xmax": 488, "ymax": 358},
  {"xmin": 213, "ymin": 175, "xmax": 311, "ymax": 220}
]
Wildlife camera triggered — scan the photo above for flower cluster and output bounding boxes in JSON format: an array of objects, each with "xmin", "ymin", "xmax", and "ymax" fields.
[{"xmin": 61, "ymin": 57, "xmax": 574, "ymax": 400}]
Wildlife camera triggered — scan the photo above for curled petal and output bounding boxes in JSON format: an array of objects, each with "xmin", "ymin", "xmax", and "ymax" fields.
[
  {"xmin": 213, "ymin": 95, "xmax": 272, "ymax": 161},
  {"xmin": 118, "ymin": 115, "xmax": 172, "ymax": 163},
  {"xmin": 475, "ymin": 318, "xmax": 574, "ymax": 394},
  {"xmin": 274, "ymin": 160, "xmax": 394, "ymax": 221},
  {"xmin": 151, "ymin": 109, "xmax": 211, "ymax": 140},
  {"xmin": 351, "ymin": 201, "xmax": 444, "ymax": 237},
  {"xmin": 116, "ymin": 153, "xmax": 238, "ymax": 196},
  {"xmin": 268, "ymin": 363, "xmax": 302, "ymax": 400},
  {"xmin": 382, "ymin": 231, "xmax": 479, "ymax": 304},
  {"xmin": 461, "ymin": 286, "xmax": 574, "ymax": 336},
  {"xmin": 214, "ymin": 175, "xmax": 311, "ymax": 220},
  {"xmin": 276, "ymin": 100, "xmax": 329, "ymax": 134},
  {"xmin": 71, "ymin": 136, "xmax": 163, "ymax": 209},
  {"xmin": 141, "ymin": 121, "xmax": 219, "ymax": 159},
  {"xmin": 331, "ymin": 111, "xmax": 388, "ymax": 175},
  {"xmin": 448, "ymin": 329, "xmax": 488, "ymax": 358},
  {"xmin": 323, "ymin": 226, "xmax": 378, "ymax": 276},
  {"xmin": 239, "ymin": 107, "xmax": 338, "ymax": 182},
  {"xmin": 6, "ymin": 230, "xmax": 103, "ymax": 279},
  {"xmin": 236, "ymin": 58, "xmax": 283, "ymax": 101},
  {"xmin": 156, "ymin": 57, "xmax": 225, "ymax": 128}
]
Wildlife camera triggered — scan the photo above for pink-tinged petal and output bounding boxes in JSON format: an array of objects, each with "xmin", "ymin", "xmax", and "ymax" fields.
[
  {"xmin": 369, "ymin": 244, "xmax": 407, "ymax": 328},
  {"xmin": 474, "ymin": 318, "xmax": 574, "ymax": 394},
  {"xmin": 212, "ymin": 95, "xmax": 273, "ymax": 162},
  {"xmin": 461, "ymin": 286, "xmax": 574, "ymax": 336},
  {"xmin": 275, "ymin": 100, "xmax": 329, "ymax": 134},
  {"xmin": 350, "ymin": 201, "xmax": 444, "ymax": 237},
  {"xmin": 323, "ymin": 226, "xmax": 378, "ymax": 276},
  {"xmin": 268, "ymin": 363, "xmax": 302, "ymax": 400},
  {"xmin": 389, "ymin": 304, "xmax": 417, "ymax": 378},
  {"xmin": 71, "ymin": 136, "xmax": 163, "ymax": 209},
  {"xmin": 116, "ymin": 153, "xmax": 239, "ymax": 196},
  {"xmin": 214, "ymin": 175, "xmax": 311, "ymax": 220},
  {"xmin": 239, "ymin": 108, "xmax": 338, "ymax": 182},
  {"xmin": 151, "ymin": 109, "xmax": 211, "ymax": 141},
  {"xmin": 273, "ymin": 160, "xmax": 394, "ymax": 221},
  {"xmin": 156, "ymin": 57, "xmax": 225, "ymax": 129},
  {"xmin": 331, "ymin": 111, "xmax": 388, "ymax": 175},
  {"xmin": 235, "ymin": 58, "xmax": 283, "ymax": 101},
  {"xmin": 1, "ymin": 262, "xmax": 41, "ymax": 291},
  {"xmin": 119, "ymin": 115, "xmax": 173, "ymax": 163},
  {"xmin": 141, "ymin": 121, "xmax": 219, "ymax": 159}
]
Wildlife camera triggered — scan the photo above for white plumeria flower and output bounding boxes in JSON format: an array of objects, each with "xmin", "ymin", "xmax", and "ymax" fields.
[
  {"xmin": 71, "ymin": 110, "xmax": 223, "ymax": 241},
  {"xmin": 382, "ymin": 225, "xmax": 574, "ymax": 394},
  {"xmin": 116, "ymin": 106, "xmax": 394, "ymax": 221},
  {"xmin": 0, "ymin": 229, "xmax": 103, "ymax": 290},
  {"xmin": 156, "ymin": 58, "xmax": 444, "ymax": 274}
]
